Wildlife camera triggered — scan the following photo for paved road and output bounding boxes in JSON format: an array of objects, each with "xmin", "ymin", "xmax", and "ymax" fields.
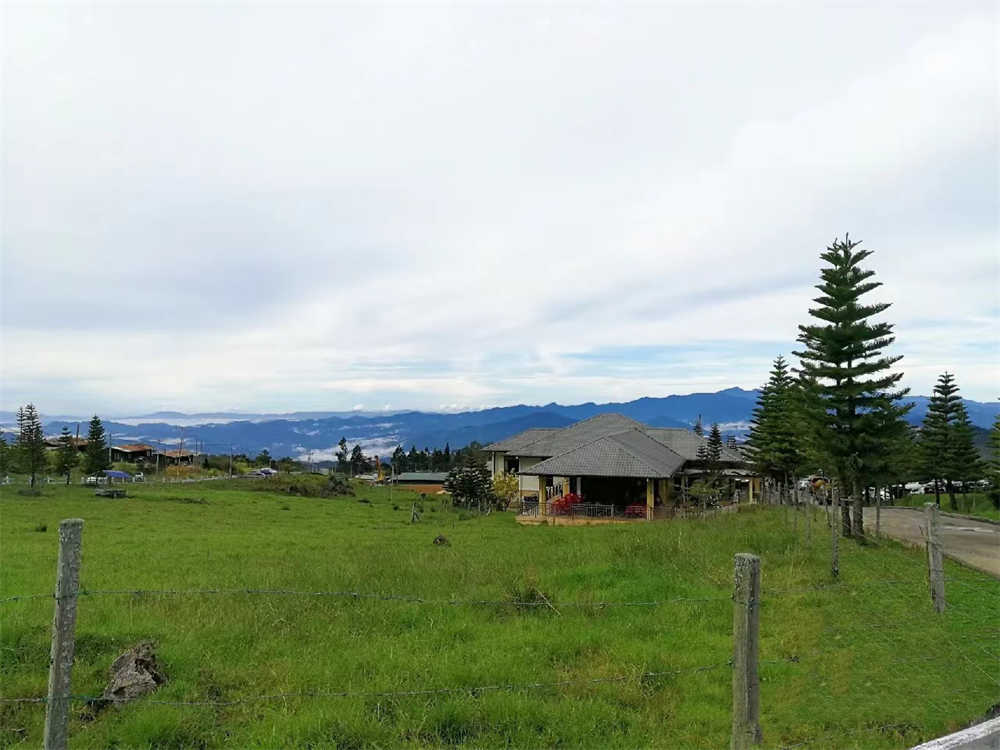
[{"xmin": 862, "ymin": 506, "xmax": 1000, "ymax": 578}]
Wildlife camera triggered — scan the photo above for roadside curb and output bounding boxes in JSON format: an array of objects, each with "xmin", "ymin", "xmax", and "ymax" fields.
[{"xmin": 885, "ymin": 505, "xmax": 1000, "ymax": 527}]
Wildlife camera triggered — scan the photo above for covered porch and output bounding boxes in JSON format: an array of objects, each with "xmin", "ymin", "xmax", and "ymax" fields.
[{"xmin": 517, "ymin": 474, "xmax": 674, "ymax": 523}]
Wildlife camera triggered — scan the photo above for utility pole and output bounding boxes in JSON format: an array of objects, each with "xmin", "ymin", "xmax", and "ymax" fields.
[{"xmin": 228, "ymin": 445, "xmax": 233, "ymax": 478}]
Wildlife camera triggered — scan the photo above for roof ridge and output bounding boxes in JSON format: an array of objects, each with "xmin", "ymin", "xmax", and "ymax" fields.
[{"xmin": 627, "ymin": 428, "xmax": 688, "ymax": 464}]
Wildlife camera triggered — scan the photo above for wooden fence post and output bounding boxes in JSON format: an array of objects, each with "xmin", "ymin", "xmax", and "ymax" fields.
[
  {"xmin": 924, "ymin": 503, "xmax": 946, "ymax": 613},
  {"xmin": 875, "ymin": 487, "xmax": 881, "ymax": 539},
  {"xmin": 732, "ymin": 553, "xmax": 762, "ymax": 750},
  {"xmin": 805, "ymin": 499, "xmax": 812, "ymax": 546},
  {"xmin": 830, "ymin": 487, "xmax": 840, "ymax": 579},
  {"xmin": 44, "ymin": 519, "xmax": 83, "ymax": 750}
]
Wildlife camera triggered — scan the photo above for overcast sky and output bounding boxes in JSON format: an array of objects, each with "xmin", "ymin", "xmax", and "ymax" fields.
[{"xmin": 2, "ymin": 2, "xmax": 997, "ymax": 415}]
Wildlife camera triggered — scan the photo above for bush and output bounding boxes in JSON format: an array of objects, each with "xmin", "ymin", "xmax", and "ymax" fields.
[{"xmin": 502, "ymin": 575, "xmax": 554, "ymax": 613}]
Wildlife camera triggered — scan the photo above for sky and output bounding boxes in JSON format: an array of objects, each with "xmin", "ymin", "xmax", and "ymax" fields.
[{"xmin": 2, "ymin": 2, "xmax": 998, "ymax": 416}]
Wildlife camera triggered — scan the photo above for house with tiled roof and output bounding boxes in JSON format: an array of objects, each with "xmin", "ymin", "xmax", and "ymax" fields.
[{"xmin": 484, "ymin": 413, "xmax": 756, "ymax": 520}]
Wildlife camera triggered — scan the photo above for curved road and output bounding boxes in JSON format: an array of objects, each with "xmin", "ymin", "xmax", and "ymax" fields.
[{"xmin": 863, "ymin": 506, "xmax": 1000, "ymax": 578}]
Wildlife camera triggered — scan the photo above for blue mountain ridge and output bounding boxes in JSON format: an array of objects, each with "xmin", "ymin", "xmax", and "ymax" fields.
[{"xmin": 31, "ymin": 387, "xmax": 1000, "ymax": 460}]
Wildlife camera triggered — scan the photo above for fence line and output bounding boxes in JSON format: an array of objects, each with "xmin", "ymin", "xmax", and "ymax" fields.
[
  {"xmin": 1, "ymin": 577, "xmax": 935, "ymax": 607},
  {"xmin": 6, "ymin": 513, "xmax": 997, "ymax": 750},
  {"xmin": 2, "ymin": 660, "xmax": 738, "ymax": 707}
]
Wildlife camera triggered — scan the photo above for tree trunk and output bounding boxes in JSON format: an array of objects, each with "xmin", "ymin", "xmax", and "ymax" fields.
[
  {"xmin": 946, "ymin": 480, "xmax": 957, "ymax": 511},
  {"xmin": 852, "ymin": 479, "xmax": 864, "ymax": 538},
  {"xmin": 934, "ymin": 479, "xmax": 941, "ymax": 506}
]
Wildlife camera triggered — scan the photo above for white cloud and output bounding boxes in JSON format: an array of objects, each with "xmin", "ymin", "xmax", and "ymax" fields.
[{"xmin": 2, "ymin": 3, "xmax": 996, "ymax": 412}]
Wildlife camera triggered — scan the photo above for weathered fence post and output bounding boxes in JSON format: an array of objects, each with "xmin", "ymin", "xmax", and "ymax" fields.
[
  {"xmin": 875, "ymin": 487, "xmax": 881, "ymax": 539},
  {"xmin": 924, "ymin": 503, "xmax": 946, "ymax": 613},
  {"xmin": 830, "ymin": 487, "xmax": 840, "ymax": 578},
  {"xmin": 44, "ymin": 519, "xmax": 83, "ymax": 750},
  {"xmin": 805, "ymin": 498, "xmax": 812, "ymax": 546},
  {"xmin": 732, "ymin": 553, "xmax": 762, "ymax": 750}
]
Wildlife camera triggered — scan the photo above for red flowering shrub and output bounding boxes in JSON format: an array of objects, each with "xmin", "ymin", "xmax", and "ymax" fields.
[{"xmin": 550, "ymin": 492, "xmax": 582, "ymax": 515}]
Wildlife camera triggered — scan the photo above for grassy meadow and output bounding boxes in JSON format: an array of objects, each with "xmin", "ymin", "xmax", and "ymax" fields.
[{"xmin": 1, "ymin": 478, "xmax": 998, "ymax": 749}]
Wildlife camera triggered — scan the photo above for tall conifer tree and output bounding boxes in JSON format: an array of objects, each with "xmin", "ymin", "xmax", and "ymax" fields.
[
  {"xmin": 16, "ymin": 404, "xmax": 46, "ymax": 488},
  {"xmin": 84, "ymin": 415, "xmax": 111, "ymax": 475},
  {"xmin": 0, "ymin": 434, "xmax": 9, "ymax": 476},
  {"xmin": 949, "ymin": 401, "xmax": 984, "ymax": 509},
  {"xmin": 794, "ymin": 236, "xmax": 911, "ymax": 536},
  {"xmin": 746, "ymin": 356, "xmax": 808, "ymax": 501},
  {"xmin": 918, "ymin": 372, "xmax": 979, "ymax": 509},
  {"xmin": 55, "ymin": 426, "xmax": 79, "ymax": 485}
]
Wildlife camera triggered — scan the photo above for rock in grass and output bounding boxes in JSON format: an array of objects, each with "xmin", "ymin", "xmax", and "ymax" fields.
[{"xmin": 103, "ymin": 642, "xmax": 166, "ymax": 706}]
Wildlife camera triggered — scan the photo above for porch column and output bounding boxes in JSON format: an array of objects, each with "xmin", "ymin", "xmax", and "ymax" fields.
[
  {"xmin": 539, "ymin": 476, "xmax": 547, "ymax": 517},
  {"xmin": 646, "ymin": 478, "xmax": 654, "ymax": 521},
  {"xmin": 748, "ymin": 478, "xmax": 755, "ymax": 504},
  {"xmin": 658, "ymin": 478, "xmax": 669, "ymax": 505}
]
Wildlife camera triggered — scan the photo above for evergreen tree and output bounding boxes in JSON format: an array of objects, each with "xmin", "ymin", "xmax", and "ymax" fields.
[
  {"xmin": 349, "ymin": 444, "xmax": 366, "ymax": 475},
  {"xmin": 335, "ymin": 437, "xmax": 349, "ymax": 474},
  {"xmin": 408, "ymin": 445, "xmax": 420, "ymax": 472},
  {"xmin": 443, "ymin": 442, "xmax": 451, "ymax": 468},
  {"xmin": 918, "ymin": 372, "xmax": 960, "ymax": 505},
  {"xmin": 917, "ymin": 372, "xmax": 982, "ymax": 510},
  {"xmin": 949, "ymin": 401, "xmax": 984, "ymax": 508},
  {"xmin": 793, "ymin": 236, "xmax": 911, "ymax": 536},
  {"xmin": 54, "ymin": 426, "xmax": 79, "ymax": 485},
  {"xmin": 391, "ymin": 446, "xmax": 407, "ymax": 474},
  {"xmin": 707, "ymin": 423, "xmax": 723, "ymax": 463},
  {"xmin": 692, "ymin": 415, "xmax": 704, "ymax": 437},
  {"xmin": 746, "ymin": 356, "xmax": 809, "ymax": 500},
  {"xmin": 84, "ymin": 415, "xmax": 111, "ymax": 475},
  {"xmin": 726, "ymin": 435, "xmax": 737, "ymax": 450},
  {"xmin": 988, "ymin": 414, "xmax": 1000, "ymax": 509},
  {"xmin": 443, "ymin": 454, "xmax": 493, "ymax": 511},
  {"xmin": 16, "ymin": 404, "xmax": 46, "ymax": 487},
  {"xmin": 0, "ymin": 434, "xmax": 9, "ymax": 476}
]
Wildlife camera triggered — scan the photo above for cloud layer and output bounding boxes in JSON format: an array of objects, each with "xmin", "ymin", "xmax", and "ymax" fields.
[{"xmin": 3, "ymin": 3, "xmax": 997, "ymax": 413}]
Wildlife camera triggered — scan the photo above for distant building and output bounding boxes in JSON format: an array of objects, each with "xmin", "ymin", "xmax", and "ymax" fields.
[
  {"xmin": 44, "ymin": 436, "xmax": 88, "ymax": 452},
  {"xmin": 158, "ymin": 449, "xmax": 197, "ymax": 466},
  {"xmin": 485, "ymin": 413, "xmax": 758, "ymax": 520},
  {"xmin": 390, "ymin": 471, "xmax": 449, "ymax": 494},
  {"xmin": 111, "ymin": 444, "xmax": 155, "ymax": 462}
]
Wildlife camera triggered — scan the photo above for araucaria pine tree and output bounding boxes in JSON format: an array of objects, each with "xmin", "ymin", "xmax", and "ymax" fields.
[
  {"xmin": 16, "ymin": 403, "xmax": 46, "ymax": 488},
  {"xmin": 918, "ymin": 373, "xmax": 982, "ymax": 510},
  {"xmin": 443, "ymin": 454, "xmax": 493, "ymax": 511},
  {"xmin": 948, "ymin": 401, "xmax": 984, "ymax": 510},
  {"xmin": 54, "ymin": 426, "xmax": 80, "ymax": 485},
  {"xmin": 746, "ymin": 356, "xmax": 808, "ymax": 503},
  {"xmin": 0, "ymin": 434, "xmax": 10, "ymax": 477},
  {"xmin": 84, "ymin": 415, "xmax": 111, "ymax": 475},
  {"xmin": 989, "ymin": 414, "xmax": 1000, "ymax": 510},
  {"xmin": 794, "ymin": 236, "xmax": 911, "ymax": 537}
]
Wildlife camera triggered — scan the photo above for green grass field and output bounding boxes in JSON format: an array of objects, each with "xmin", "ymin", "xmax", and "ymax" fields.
[
  {"xmin": 892, "ymin": 491, "xmax": 1000, "ymax": 522},
  {"xmin": 2, "ymin": 479, "xmax": 997, "ymax": 749}
]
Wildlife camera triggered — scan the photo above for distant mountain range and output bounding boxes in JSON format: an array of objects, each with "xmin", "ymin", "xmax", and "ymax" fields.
[{"xmin": 4, "ymin": 387, "xmax": 998, "ymax": 460}]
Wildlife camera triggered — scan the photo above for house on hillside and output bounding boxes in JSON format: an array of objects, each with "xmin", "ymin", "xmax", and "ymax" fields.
[
  {"xmin": 157, "ymin": 449, "xmax": 197, "ymax": 466},
  {"xmin": 44, "ymin": 436, "xmax": 89, "ymax": 452},
  {"xmin": 390, "ymin": 471, "xmax": 449, "ymax": 494},
  {"xmin": 111, "ymin": 444, "xmax": 155, "ymax": 462},
  {"xmin": 485, "ymin": 413, "xmax": 757, "ymax": 521}
]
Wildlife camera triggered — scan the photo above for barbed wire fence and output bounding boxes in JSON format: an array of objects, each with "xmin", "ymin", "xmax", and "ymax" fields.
[{"xmin": 1, "ymin": 508, "xmax": 997, "ymax": 750}]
